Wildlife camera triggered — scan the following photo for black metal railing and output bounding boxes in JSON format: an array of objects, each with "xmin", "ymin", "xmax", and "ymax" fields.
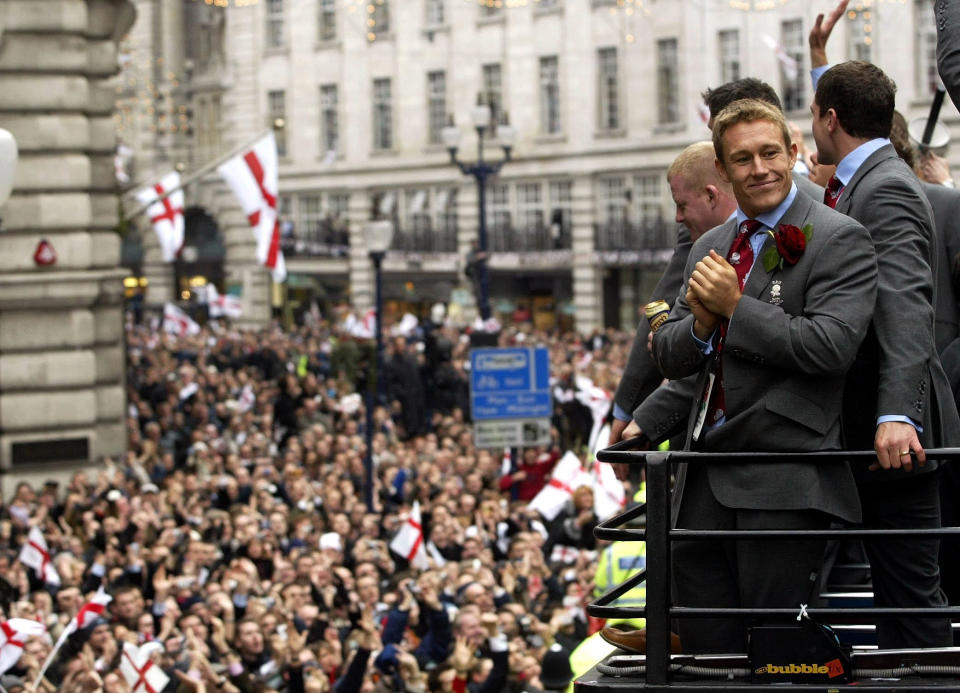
[
  {"xmin": 281, "ymin": 226, "xmax": 349, "ymax": 258},
  {"xmin": 489, "ymin": 225, "xmax": 572, "ymax": 252},
  {"xmin": 594, "ymin": 218, "xmax": 671, "ymax": 251},
  {"xmin": 589, "ymin": 443, "xmax": 960, "ymax": 689},
  {"xmin": 390, "ymin": 226, "xmax": 458, "ymax": 253}
]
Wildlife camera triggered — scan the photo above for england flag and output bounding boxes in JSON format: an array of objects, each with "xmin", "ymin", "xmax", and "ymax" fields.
[
  {"xmin": 218, "ymin": 132, "xmax": 287, "ymax": 283},
  {"xmin": 135, "ymin": 171, "xmax": 184, "ymax": 263}
]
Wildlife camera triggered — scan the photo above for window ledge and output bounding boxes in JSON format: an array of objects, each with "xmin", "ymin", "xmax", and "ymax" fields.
[
  {"xmin": 653, "ymin": 122, "xmax": 685, "ymax": 135},
  {"xmin": 423, "ymin": 24, "xmax": 450, "ymax": 40},
  {"xmin": 314, "ymin": 39, "xmax": 342, "ymax": 51},
  {"xmin": 476, "ymin": 15, "xmax": 506, "ymax": 27},
  {"xmin": 534, "ymin": 5, "xmax": 564, "ymax": 17},
  {"xmin": 371, "ymin": 148, "xmax": 399, "ymax": 157},
  {"xmin": 367, "ymin": 31, "xmax": 395, "ymax": 43},
  {"xmin": 594, "ymin": 128, "xmax": 627, "ymax": 139},
  {"xmin": 263, "ymin": 46, "xmax": 289, "ymax": 57},
  {"xmin": 423, "ymin": 143, "xmax": 448, "ymax": 154},
  {"xmin": 534, "ymin": 133, "xmax": 566, "ymax": 144}
]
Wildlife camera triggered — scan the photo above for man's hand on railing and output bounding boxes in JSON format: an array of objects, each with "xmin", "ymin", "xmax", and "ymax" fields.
[
  {"xmin": 610, "ymin": 420, "xmax": 651, "ymax": 481},
  {"xmin": 872, "ymin": 421, "xmax": 926, "ymax": 472}
]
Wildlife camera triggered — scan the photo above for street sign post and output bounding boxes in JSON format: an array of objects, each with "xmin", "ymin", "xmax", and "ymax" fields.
[{"xmin": 470, "ymin": 346, "xmax": 552, "ymax": 448}]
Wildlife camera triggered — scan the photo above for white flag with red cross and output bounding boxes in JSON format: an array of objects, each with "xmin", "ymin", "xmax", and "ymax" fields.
[
  {"xmin": 34, "ymin": 587, "xmax": 112, "ymax": 688},
  {"xmin": 121, "ymin": 641, "xmax": 169, "ymax": 693},
  {"xmin": 527, "ymin": 451, "xmax": 592, "ymax": 522},
  {"xmin": 389, "ymin": 501, "xmax": 429, "ymax": 570},
  {"xmin": 18, "ymin": 527, "xmax": 60, "ymax": 587},
  {"xmin": 205, "ymin": 283, "xmax": 243, "ymax": 319},
  {"xmin": 217, "ymin": 132, "xmax": 287, "ymax": 283},
  {"xmin": 135, "ymin": 171, "xmax": 184, "ymax": 263},
  {"xmin": 163, "ymin": 303, "xmax": 200, "ymax": 338},
  {"xmin": 0, "ymin": 618, "xmax": 45, "ymax": 676}
]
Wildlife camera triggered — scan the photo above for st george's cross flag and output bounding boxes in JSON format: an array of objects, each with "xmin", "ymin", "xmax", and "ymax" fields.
[
  {"xmin": 34, "ymin": 588, "xmax": 113, "ymax": 688},
  {"xmin": 120, "ymin": 641, "xmax": 169, "ymax": 693},
  {"xmin": 217, "ymin": 132, "xmax": 287, "ymax": 283},
  {"xmin": 163, "ymin": 303, "xmax": 201, "ymax": 338},
  {"xmin": 390, "ymin": 501, "xmax": 429, "ymax": 570},
  {"xmin": 135, "ymin": 171, "xmax": 185, "ymax": 263},
  {"xmin": 18, "ymin": 527, "xmax": 60, "ymax": 587},
  {"xmin": 0, "ymin": 619, "xmax": 45, "ymax": 677},
  {"xmin": 205, "ymin": 283, "xmax": 243, "ymax": 319},
  {"xmin": 527, "ymin": 451, "xmax": 593, "ymax": 522}
]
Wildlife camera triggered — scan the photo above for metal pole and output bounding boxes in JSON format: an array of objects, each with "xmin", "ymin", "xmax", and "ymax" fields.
[
  {"xmin": 476, "ymin": 169, "xmax": 491, "ymax": 321},
  {"xmin": 644, "ymin": 452, "xmax": 671, "ymax": 685},
  {"xmin": 364, "ymin": 251, "xmax": 385, "ymax": 512},
  {"xmin": 121, "ymin": 128, "xmax": 275, "ymax": 222}
]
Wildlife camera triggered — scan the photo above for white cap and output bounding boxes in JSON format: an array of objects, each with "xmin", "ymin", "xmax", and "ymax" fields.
[{"xmin": 319, "ymin": 532, "xmax": 342, "ymax": 552}]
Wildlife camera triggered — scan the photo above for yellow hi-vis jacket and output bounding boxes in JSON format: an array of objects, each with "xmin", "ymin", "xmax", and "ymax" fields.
[{"xmin": 592, "ymin": 482, "xmax": 646, "ymax": 623}]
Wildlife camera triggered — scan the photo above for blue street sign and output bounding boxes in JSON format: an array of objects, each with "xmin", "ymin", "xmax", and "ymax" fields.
[{"xmin": 470, "ymin": 347, "xmax": 551, "ymax": 420}]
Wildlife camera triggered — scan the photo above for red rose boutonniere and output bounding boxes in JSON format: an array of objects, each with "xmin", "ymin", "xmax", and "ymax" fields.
[{"xmin": 761, "ymin": 223, "xmax": 813, "ymax": 272}]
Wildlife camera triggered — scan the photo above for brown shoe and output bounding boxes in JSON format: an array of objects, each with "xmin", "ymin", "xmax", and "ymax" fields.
[{"xmin": 600, "ymin": 625, "xmax": 682, "ymax": 654}]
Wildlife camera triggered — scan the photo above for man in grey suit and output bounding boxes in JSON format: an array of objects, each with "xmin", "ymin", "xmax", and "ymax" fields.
[
  {"xmin": 610, "ymin": 80, "xmax": 822, "ymax": 450},
  {"xmin": 645, "ymin": 99, "xmax": 878, "ymax": 653},
  {"xmin": 811, "ymin": 59, "xmax": 959, "ymax": 648}
]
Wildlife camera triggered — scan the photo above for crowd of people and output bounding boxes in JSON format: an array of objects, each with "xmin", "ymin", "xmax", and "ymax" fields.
[{"xmin": 0, "ymin": 313, "xmax": 638, "ymax": 693}]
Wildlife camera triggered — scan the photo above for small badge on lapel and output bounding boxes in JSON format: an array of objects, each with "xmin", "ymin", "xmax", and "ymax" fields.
[{"xmin": 769, "ymin": 280, "xmax": 783, "ymax": 305}]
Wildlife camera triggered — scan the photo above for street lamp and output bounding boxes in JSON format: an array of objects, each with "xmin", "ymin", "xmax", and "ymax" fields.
[
  {"xmin": 362, "ymin": 219, "xmax": 394, "ymax": 511},
  {"xmin": 441, "ymin": 99, "xmax": 515, "ymax": 322}
]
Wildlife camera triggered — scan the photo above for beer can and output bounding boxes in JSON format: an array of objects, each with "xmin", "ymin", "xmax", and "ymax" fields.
[{"xmin": 644, "ymin": 300, "xmax": 670, "ymax": 333}]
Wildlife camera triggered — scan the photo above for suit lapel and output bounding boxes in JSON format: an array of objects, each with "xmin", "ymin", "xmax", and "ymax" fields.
[{"xmin": 836, "ymin": 144, "xmax": 897, "ymax": 215}]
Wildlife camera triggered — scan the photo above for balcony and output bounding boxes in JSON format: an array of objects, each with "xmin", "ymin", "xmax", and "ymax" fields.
[
  {"xmin": 489, "ymin": 224, "xmax": 572, "ymax": 252},
  {"xmin": 390, "ymin": 224, "xmax": 458, "ymax": 253},
  {"xmin": 593, "ymin": 218, "xmax": 674, "ymax": 266},
  {"xmin": 281, "ymin": 222, "xmax": 349, "ymax": 258}
]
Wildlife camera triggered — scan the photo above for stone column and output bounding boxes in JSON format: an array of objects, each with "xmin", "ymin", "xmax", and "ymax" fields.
[
  {"xmin": 347, "ymin": 192, "xmax": 374, "ymax": 313},
  {"xmin": 0, "ymin": 0, "xmax": 134, "ymax": 493},
  {"xmin": 571, "ymin": 175, "xmax": 602, "ymax": 333}
]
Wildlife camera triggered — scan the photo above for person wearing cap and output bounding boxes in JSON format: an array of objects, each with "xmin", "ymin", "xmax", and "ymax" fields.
[{"xmin": 533, "ymin": 643, "xmax": 574, "ymax": 692}]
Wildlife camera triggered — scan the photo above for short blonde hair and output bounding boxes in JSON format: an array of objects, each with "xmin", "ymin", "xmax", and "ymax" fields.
[
  {"xmin": 712, "ymin": 98, "xmax": 791, "ymax": 162},
  {"xmin": 667, "ymin": 141, "xmax": 731, "ymax": 193}
]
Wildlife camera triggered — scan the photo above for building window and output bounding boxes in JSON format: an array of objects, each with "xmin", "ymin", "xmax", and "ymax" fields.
[
  {"xmin": 657, "ymin": 39, "xmax": 679, "ymax": 124},
  {"xmin": 516, "ymin": 183, "xmax": 544, "ymax": 235},
  {"xmin": 405, "ymin": 189, "xmax": 432, "ymax": 235},
  {"xmin": 781, "ymin": 19, "xmax": 805, "ymax": 111},
  {"xmin": 426, "ymin": 0, "xmax": 445, "ymax": 26},
  {"xmin": 487, "ymin": 183, "xmax": 511, "ymax": 234},
  {"xmin": 427, "ymin": 71, "xmax": 447, "ymax": 145},
  {"xmin": 268, "ymin": 90, "xmax": 287, "ymax": 157},
  {"xmin": 539, "ymin": 56, "xmax": 561, "ymax": 135},
  {"xmin": 598, "ymin": 177, "xmax": 627, "ymax": 227},
  {"xmin": 718, "ymin": 29, "xmax": 740, "ymax": 84},
  {"xmin": 319, "ymin": 0, "xmax": 337, "ymax": 42},
  {"xmin": 482, "ymin": 63, "xmax": 503, "ymax": 128},
  {"xmin": 373, "ymin": 78, "xmax": 393, "ymax": 151},
  {"xmin": 846, "ymin": 7, "xmax": 873, "ymax": 62},
  {"xmin": 298, "ymin": 194, "xmax": 324, "ymax": 243},
  {"xmin": 597, "ymin": 47, "xmax": 619, "ymax": 130},
  {"xmin": 320, "ymin": 84, "xmax": 338, "ymax": 156},
  {"xmin": 266, "ymin": 0, "xmax": 284, "ymax": 49},
  {"xmin": 436, "ymin": 188, "xmax": 457, "ymax": 236},
  {"xmin": 916, "ymin": 0, "xmax": 938, "ymax": 96},
  {"xmin": 371, "ymin": 0, "xmax": 390, "ymax": 34},
  {"xmin": 633, "ymin": 173, "xmax": 663, "ymax": 226}
]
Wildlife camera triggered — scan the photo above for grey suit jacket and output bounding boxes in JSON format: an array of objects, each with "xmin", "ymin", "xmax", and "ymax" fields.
[
  {"xmin": 651, "ymin": 191, "xmax": 878, "ymax": 523},
  {"xmin": 937, "ymin": 0, "xmax": 960, "ymax": 116},
  {"xmin": 834, "ymin": 145, "xmax": 960, "ymax": 479},
  {"xmin": 614, "ymin": 181, "xmax": 823, "ymax": 418},
  {"xmin": 613, "ymin": 225, "xmax": 692, "ymax": 416},
  {"xmin": 920, "ymin": 181, "xmax": 960, "ymax": 354}
]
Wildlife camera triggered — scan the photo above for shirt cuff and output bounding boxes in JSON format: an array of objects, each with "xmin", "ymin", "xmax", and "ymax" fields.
[
  {"xmin": 877, "ymin": 415, "xmax": 923, "ymax": 433},
  {"xmin": 810, "ymin": 64, "xmax": 832, "ymax": 90},
  {"xmin": 488, "ymin": 633, "xmax": 509, "ymax": 652},
  {"xmin": 613, "ymin": 403, "xmax": 631, "ymax": 422},
  {"xmin": 691, "ymin": 324, "xmax": 716, "ymax": 354}
]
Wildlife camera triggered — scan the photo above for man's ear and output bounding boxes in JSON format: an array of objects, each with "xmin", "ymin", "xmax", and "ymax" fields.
[
  {"xmin": 826, "ymin": 107, "xmax": 840, "ymax": 135},
  {"xmin": 788, "ymin": 141, "xmax": 798, "ymax": 170},
  {"xmin": 704, "ymin": 184, "xmax": 719, "ymax": 207}
]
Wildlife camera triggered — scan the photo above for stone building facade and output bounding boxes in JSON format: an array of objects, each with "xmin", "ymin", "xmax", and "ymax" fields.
[
  {"xmin": 124, "ymin": 0, "xmax": 955, "ymax": 333},
  {"xmin": 0, "ymin": 0, "xmax": 134, "ymax": 490}
]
